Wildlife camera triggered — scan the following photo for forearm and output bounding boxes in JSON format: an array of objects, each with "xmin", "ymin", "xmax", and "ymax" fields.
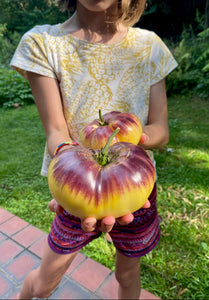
[
  {"xmin": 141, "ymin": 122, "xmax": 169, "ymax": 150},
  {"xmin": 140, "ymin": 79, "xmax": 169, "ymax": 150},
  {"xmin": 46, "ymin": 130, "xmax": 73, "ymax": 157},
  {"xmin": 25, "ymin": 72, "xmax": 75, "ymax": 157}
]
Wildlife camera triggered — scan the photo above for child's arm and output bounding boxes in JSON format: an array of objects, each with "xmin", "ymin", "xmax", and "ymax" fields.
[
  {"xmin": 26, "ymin": 72, "xmax": 73, "ymax": 156},
  {"xmin": 140, "ymin": 78, "xmax": 169, "ymax": 149}
]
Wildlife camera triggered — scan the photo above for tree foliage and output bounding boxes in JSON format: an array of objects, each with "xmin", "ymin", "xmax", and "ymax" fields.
[
  {"xmin": 139, "ymin": 0, "xmax": 207, "ymax": 39},
  {"xmin": 0, "ymin": 0, "xmax": 68, "ymax": 34},
  {"xmin": 167, "ymin": 26, "xmax": 209, "ymax": 99},
  {"xmin": 0, "ymin": 0, "xmax": 208, "ymax": 101}
]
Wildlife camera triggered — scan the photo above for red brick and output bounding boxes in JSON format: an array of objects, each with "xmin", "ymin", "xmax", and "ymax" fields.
[
  {"xmin": 71, "ymin": 257, "xmax": 111, "ymax": 292},
  {"xmin": 0, "ymin": 273, "xmax": 13, "ymax": 297},
  {"xmin": 28, "ymin": 234, "xmax": 48, "ymax": 258},
  {"xmin": 0, "ymin": 208, "xmax": 14, "ymax": 224},
  {"xmin": 0, "ymin": 239, "xmax": 23, "ymax": 264},
  {"xmin": 97, "ymin": 273, "xmax": 161, "ymax": 300},
  {"xmin": 0, "ymin": 216, "xmax": 28, "ymax": 236},
  {"xmin": 8, "ymin": 289, "xmax": 21, "ymax": 300},
  {"xmin": 50, "ymin": 278, "xmax": 92, "ymax": 299},
  {"xmin": 0, "ymin": 232, "xmax": 6, "ymax": 243},
  {"xmin": 65, "ymin": 253, "xmax": 86, "ymax": 275},
  {"xmin": 97, "ymin": 272, "xmax": 118, "ymax": 299},
  {"xmin": 12, "ymin": 225, "xmax": 45, "ymax": 247},
  {"xmin": 5, "ymin": 251, "xmax": 40, "ymax": 283}
]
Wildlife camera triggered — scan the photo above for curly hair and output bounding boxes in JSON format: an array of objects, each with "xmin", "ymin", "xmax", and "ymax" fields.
[{"xmin": 55, "ymin": 0, "xmax": 147, "ymax": 26}]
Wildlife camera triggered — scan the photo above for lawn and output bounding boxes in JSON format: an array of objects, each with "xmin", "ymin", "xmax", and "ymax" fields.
[{"xmin": 0, "ymin": 97, "xmax": 209, "ymax": 299}]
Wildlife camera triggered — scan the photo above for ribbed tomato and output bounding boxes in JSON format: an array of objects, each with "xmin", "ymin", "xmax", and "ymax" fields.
[
  {"xmin": 80, "ymin": 110, "xmax": 142, "ymax": 149},
  {"xmin": 48, "ymin": 130, "xmax": 155, "ymax": 220}
]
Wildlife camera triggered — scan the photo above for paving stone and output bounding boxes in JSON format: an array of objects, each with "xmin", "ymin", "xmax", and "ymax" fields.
[
  {"xmin": 0, "ymin": 209, "xmax": 162, "ymax": 300},
  {"xmin": 0, "ymin": 273, "xmax": 15, "ymax": 299},
  {"xmin": 65, "ymin": 253, "xmax": 87, "ymax": 276},
  {"xmin": 0, "ymin": 239, "xmax": 23, "ymax": 265},
  {"xmin": 97, "ymin": 273, "xmax": 161, "ymax": 299},
  {"xmin": 0, "ymin": 232, "xmax": 7, "ymax": 244},
  {"xmin": 0, "ymin": 209, "xmax": 14, "ymax": 224},
  {"xmin": 96, "ymin": 272, "xmax": 118, "ymax": 299},
  {"xmin": 0, "ymin": 216, "xmax": 28, "ymax": 236},
  {"xmin": 4, "ymin": 250, "xmax": 40, "ymax": 284},
  {"xmin": 12, "ymin": 225, "xmax": 45, "ymax": 248},
  {"xmin": 28, "ymin": 233, "xmax": 48, "ymax": 258},
  {"xmin": 50, "ymin": 277, "xmax": 95, "ymax": 299},
  {"xmin": 71, "ymin": 257, "xmax": 111, "ymax": 292},
  {"xmin": 7, "ymin": 287, "xmax": 21, "ymax": 300}
]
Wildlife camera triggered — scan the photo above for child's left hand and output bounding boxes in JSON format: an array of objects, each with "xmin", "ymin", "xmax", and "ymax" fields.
[
  {"xmin": 82, "ymin": 199, "xmax": 150, "ymax": 233},
  {"xmin": 138, "ymin": 133, "xmax": 150, "ymax": 148}
]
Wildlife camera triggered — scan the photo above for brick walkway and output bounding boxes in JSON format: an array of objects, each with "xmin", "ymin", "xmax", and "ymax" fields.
[{"xmin": 0, "ymin": 207, "xmax": 160, "ymax": 299}]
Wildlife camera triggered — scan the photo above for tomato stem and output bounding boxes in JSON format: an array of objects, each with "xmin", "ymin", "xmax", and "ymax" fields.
[
  {"xmin": 97, "ymin": 128, "xmax": 120, "ymax": 166},
  {"xmin": 98, "ymin": 109, "xmax": 108, "ymax": 126}
]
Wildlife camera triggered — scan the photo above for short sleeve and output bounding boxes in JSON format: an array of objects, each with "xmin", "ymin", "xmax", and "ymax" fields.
[
  {"xmin": 10, "ymin": 27, "xmax": 56, "ymax": 80},
  {"xmin": 150, "ymin": 33, "xmax": 178, "ymax": 86}
]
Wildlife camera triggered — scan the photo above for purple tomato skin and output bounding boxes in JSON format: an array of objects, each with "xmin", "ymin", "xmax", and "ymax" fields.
[
  {"xmin": 80, "ymin": 111, "xmax": 143, "ymax": 149},
  {"xmin": 48, "ymin": 142, "xmax": 156, "ymax": 220}
]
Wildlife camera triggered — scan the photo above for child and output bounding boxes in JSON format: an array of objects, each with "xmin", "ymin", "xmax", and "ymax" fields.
[{"xmin": 10, "ymin": 0, "xmax": 177, "ymax": 299}]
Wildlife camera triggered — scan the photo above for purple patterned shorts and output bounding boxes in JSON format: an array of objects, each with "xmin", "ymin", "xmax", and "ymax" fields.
[{"xmin": 48, "ymin": 183, "xmax": 160, "ymax": 257}]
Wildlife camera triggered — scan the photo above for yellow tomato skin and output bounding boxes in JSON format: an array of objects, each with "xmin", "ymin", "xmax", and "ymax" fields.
[
  {"xmin": 48, "ymin": 143, "xmax": 155, "ymax": 220},
  {"xmin": 80, "ymin": 111, "xmax": 142, "ymax": 149}
]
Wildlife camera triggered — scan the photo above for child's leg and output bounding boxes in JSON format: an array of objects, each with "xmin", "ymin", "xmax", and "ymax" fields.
[
  {"xmin": 18, "ymin": 242, "xmax": 79, "ymax": 299},
  {"xmin": 115, "ymin": 249, "xmax": 141, "ymax": 299}
]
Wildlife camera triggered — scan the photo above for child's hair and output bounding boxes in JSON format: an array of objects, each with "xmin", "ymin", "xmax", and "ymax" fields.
[{"xmin": 56, "ymin": 0, "xmax": 147, "ymax": 27}]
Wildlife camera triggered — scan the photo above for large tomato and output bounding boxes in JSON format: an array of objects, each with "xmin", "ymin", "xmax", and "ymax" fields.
[
  {"xmin": 80, "ymin": 110, "xmax": 142, "ymax": 149},
  {"xmin": 48, "ymin": 130, "xmax": 155, "ymax": 220}
]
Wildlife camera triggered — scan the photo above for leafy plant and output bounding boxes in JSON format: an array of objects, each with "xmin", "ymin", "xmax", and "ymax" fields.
[
  {"xmin": 0, "ymin": 66, "xmax": 33, "ymax": 107},
  {"xmin": 0, "ymin": 23, "xmax": 21, "ymax": 65},
  {"xmin": 167, "ymin": 19, "xmax": 209, "ymax": 99}
]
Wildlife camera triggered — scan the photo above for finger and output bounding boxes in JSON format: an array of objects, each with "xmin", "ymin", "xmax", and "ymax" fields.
[
  {"xmin": 139, "ymin": 133, "xmax": 149, "ymax": 146},
  {"xmin": 117, "ymin": 213, "xmax": 134, "ymax": 225},
  {"xmin": 56, "ymin": 204, "xmax": 64, "ymax": 214},
  {"xmin": 99, "ymin": 216, "xmax": 115, "ymax": 233},
  {"xmin": 48, "ymin": 199, "xmax": 64, "ymax": 214},
  {"xmin": 48, "ymin": 199, "xmax": 57, "ymax": 213},
  {"xmin": 81, "ymin": 217, "xmax": 97, "ymax": 232},
  {"xmin": 142, "ymin": 200, "xmax": 151, "ymax": 208}
]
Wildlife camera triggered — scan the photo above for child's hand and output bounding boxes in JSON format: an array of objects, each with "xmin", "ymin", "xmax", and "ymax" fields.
[
  {"xmin": 81, "ymin": 199, "xmax": 151, "ymax": 233},
  {"xmin": 48, "ymin": 198, "xmax": 64, "ymax": 215},
  {"xmin": 139, "ymin": 133, "xmax": 150, "ymax": 148},
  {"xmin": 48, "ymin": 198, "xmax": 151, "ymax": 233}
]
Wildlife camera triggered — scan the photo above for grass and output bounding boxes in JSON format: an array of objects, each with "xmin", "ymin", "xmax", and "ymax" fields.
[{"xmin": 0, "ymin": 97, "xmax": 209, "ymax": 299}]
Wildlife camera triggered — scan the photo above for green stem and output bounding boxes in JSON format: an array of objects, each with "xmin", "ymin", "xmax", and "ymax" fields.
[
  {"xmin": 97, "ymin": 128, "xmax": 120, "ymax": 166},
  {"xmin": 98, "ymin": 109, "xmax": 108, "ymax": 126}
]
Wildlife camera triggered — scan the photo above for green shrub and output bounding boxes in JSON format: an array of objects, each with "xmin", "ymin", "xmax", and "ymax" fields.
[
  {"xmin": 0, "ymin": 67, "xmax": 33, "ymax": 108},
  {"xmin": 0, "ymin": 23, "xmax": 21, "ymax": 66},
  {"xmin": 167, "ymin": 27, "xmax": 209, "ymax": 99}
]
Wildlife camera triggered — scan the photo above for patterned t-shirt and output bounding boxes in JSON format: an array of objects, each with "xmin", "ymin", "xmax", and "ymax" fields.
[{"xmin": 10, "ymin": 23, "xmax": 177, "ymax": 176}]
